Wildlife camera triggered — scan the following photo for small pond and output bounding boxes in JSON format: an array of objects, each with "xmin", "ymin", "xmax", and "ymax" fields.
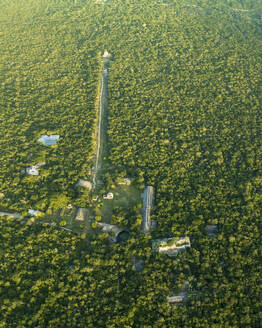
[{"xmin": 38, "ymin": 135, "xmax": 60, "ymax": 146}]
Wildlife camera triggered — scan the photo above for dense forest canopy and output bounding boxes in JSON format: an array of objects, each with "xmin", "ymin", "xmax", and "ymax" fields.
[{"xmin": 0, "ymin": 0, "xmax": 262, "ymax": 327}]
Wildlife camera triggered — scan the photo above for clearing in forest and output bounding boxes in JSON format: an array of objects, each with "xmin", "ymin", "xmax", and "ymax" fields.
[{"xmin": 95, "ymin": 184, "xmax": 142, "ymax": 222}]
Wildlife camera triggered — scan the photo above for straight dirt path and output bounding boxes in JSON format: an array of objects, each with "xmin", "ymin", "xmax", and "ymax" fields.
[
  {"xmin": 0, "ymin": 211, "xmax": 22, "ymax": 219},
  {"xmin": 93, "ymin": 57, "xmax": 110, "ymax": 187}
]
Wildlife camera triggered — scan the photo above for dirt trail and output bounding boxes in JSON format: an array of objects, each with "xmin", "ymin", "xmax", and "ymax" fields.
[
  {"xmin": 93, "ymin": 59, "xmax": 110, "ymax": 187},
  {"xmin": 0, "ymin": 211, "xmax": 22, "ymax": 219}
]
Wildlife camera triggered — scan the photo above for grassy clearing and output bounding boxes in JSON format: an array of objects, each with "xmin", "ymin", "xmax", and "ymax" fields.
[
  {"xmin": 41, "ymin": 184, "xmax": 142, "ymax": 234},
  {"xmin": 42, "ymin": 207, "xmax": 92, "ymax": 233},
  {"xmin": 96, "ymin": 184, "xmax": 142, "ymax": 221}
]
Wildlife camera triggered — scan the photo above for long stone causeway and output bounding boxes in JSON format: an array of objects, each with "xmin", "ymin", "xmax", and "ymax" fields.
[{"xmin": 93, "ymin": 52, "xmax": 111, "ymax": 188}]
